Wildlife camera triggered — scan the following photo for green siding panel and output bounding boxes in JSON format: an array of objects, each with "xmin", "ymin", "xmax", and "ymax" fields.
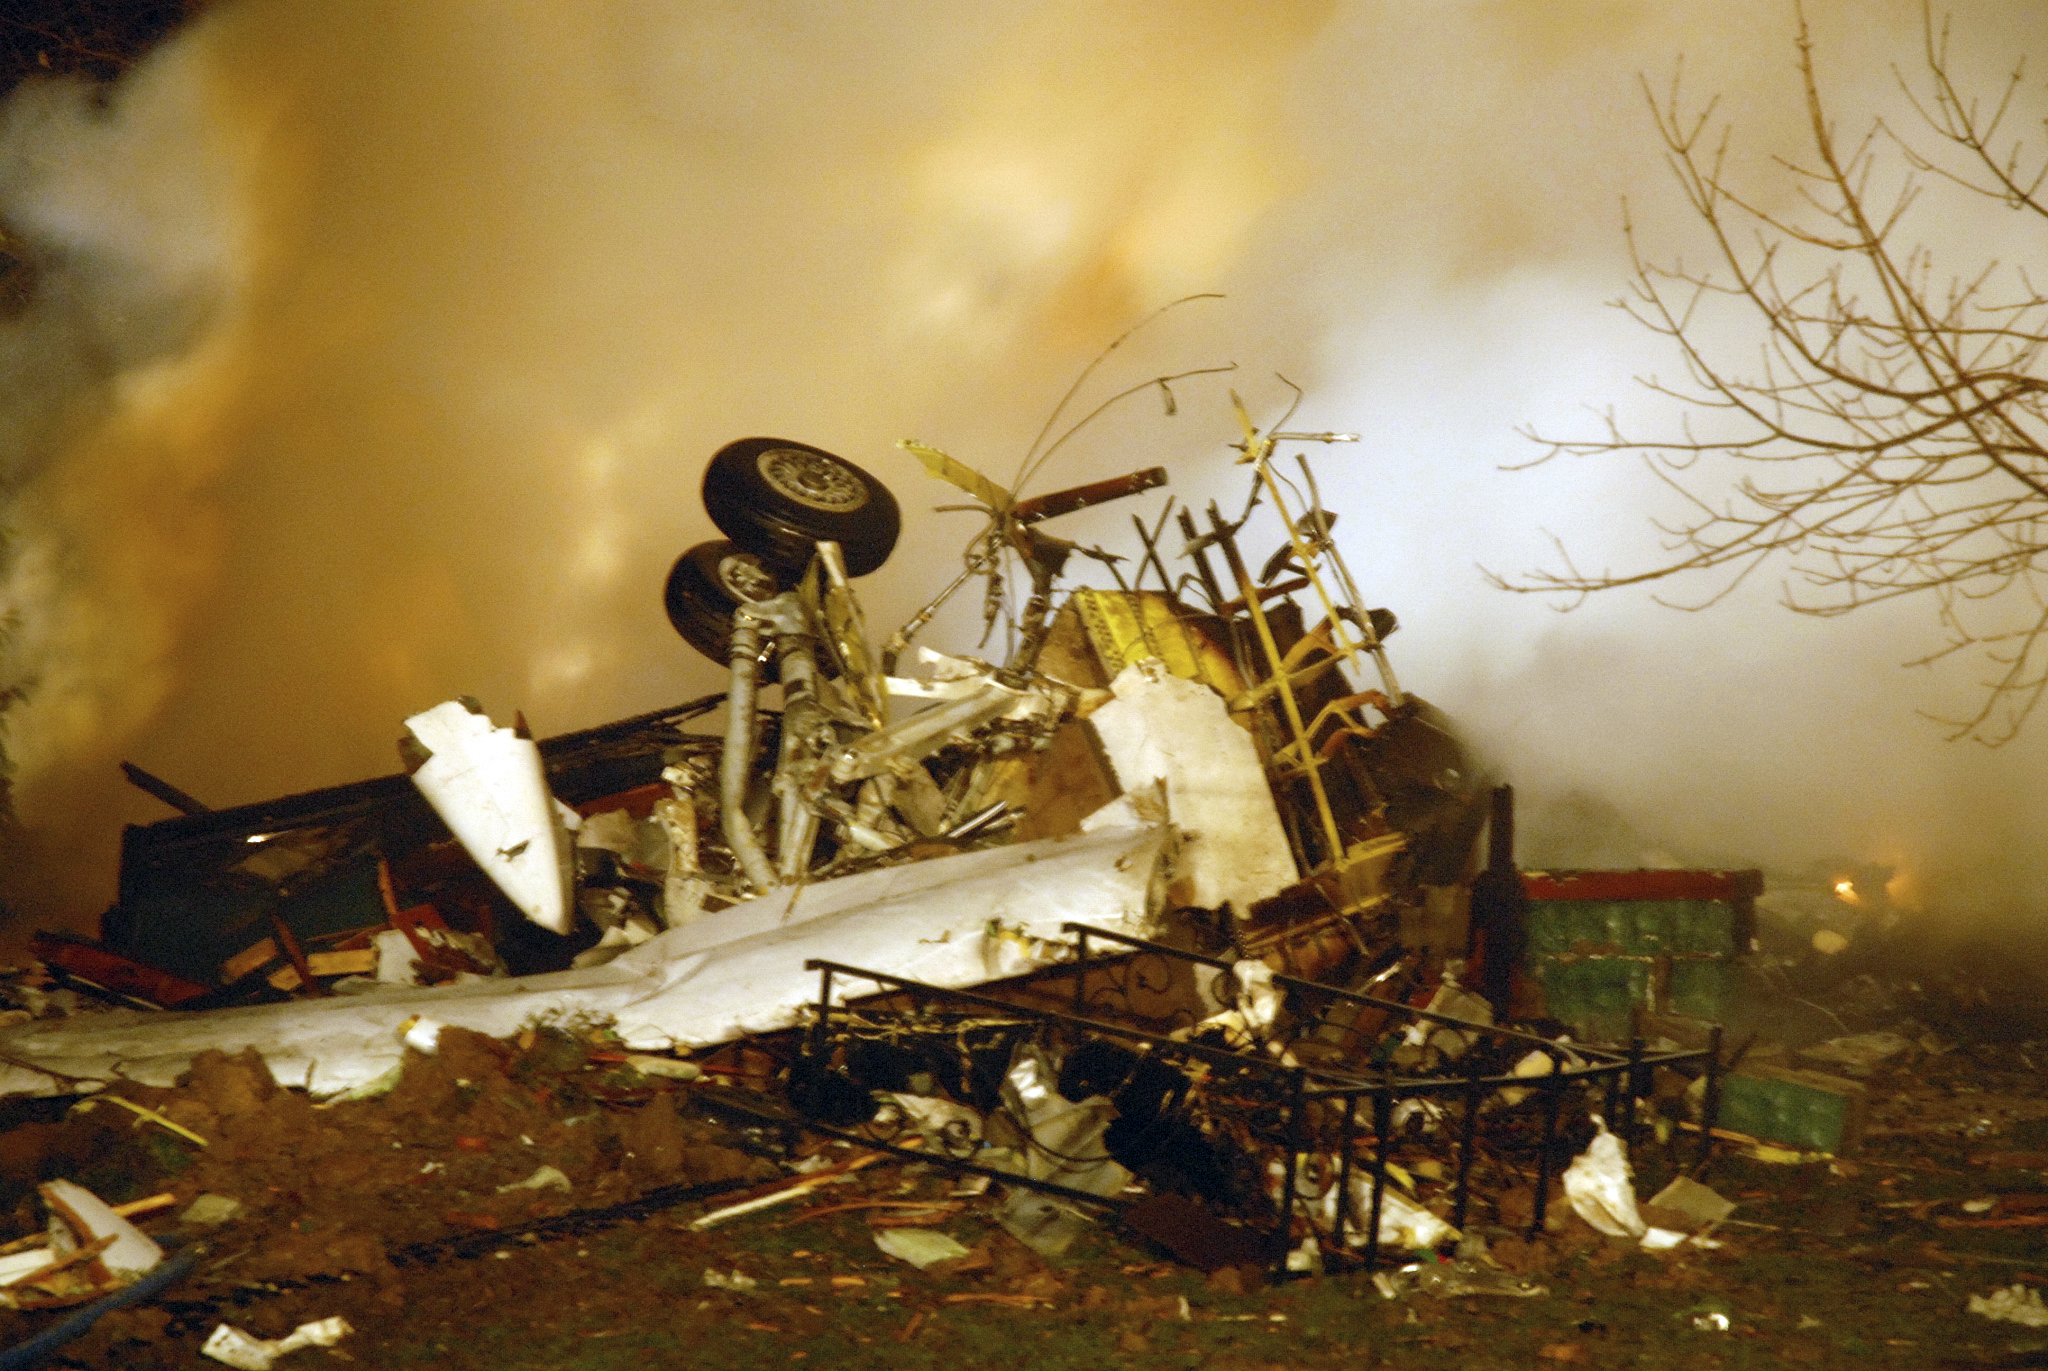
[
  {"xmin": 1718, "ymin": 1067, "xmax": 1866, "ymax": 1153},
  {"xmin": 1526, "ymin": 900, "xmax": 1740, "ymax": 957},
  {"xmin": 1667, "ymin": 958, "xmax": 1740, "ymax": 1022},
  {"xmin": 1531, "ymin": 956, "xmax": 1649, "ymax": 1040}
]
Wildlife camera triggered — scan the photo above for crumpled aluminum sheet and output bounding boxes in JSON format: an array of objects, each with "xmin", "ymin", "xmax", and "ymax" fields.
[{"xmin": 0, "ymin": 821, "xmax": 1169, "ymax": 1100}]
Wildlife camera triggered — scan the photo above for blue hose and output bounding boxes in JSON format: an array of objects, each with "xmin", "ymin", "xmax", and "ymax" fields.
[{"xmin": 0, "ymin": 1245, "xmax": 202, "ymax": 1370}]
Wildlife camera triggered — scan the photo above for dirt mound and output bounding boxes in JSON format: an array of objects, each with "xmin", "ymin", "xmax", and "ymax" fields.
[{"xmin": 0, "ymin": 1025, "xmax": 770, "ymax": 1297}]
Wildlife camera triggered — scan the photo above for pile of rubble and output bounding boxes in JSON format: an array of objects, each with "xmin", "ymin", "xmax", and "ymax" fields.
[
  {"xmin": 11, "ymin": 416, "xmax": 1496, "ymax": 1081},
  {"xmin": 0, "ymin": 412, "xmax": 1794, "ymax": 1357}
]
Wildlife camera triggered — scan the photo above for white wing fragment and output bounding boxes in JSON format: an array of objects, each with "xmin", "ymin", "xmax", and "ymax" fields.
[{"xmin": 405, "ymin": 699, "xmax": 576, "ymax": 934}]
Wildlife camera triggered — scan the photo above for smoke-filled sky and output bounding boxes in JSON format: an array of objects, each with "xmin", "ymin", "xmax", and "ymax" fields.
[{"xmin": 3, "ymin": 0, "xmax": 2047, "ymax": 934}]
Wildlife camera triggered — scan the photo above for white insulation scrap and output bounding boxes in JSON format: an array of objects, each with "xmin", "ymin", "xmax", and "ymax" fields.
[
  {"xmin": 1968, "ymin": 1283, "xmax": 2048, "ymax": 1328},
  {"xmin": 1561, "ymin": 1118, "xmax": 1646, "ymax": 1240}
]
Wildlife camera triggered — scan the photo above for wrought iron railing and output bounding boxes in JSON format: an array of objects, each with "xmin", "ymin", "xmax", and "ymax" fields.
[{"xmin": 792, "ymin": 928, "xmax": 1723, "ymax": 1279}]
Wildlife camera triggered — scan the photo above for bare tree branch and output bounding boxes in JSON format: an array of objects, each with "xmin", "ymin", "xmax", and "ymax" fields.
[{"xmin": 1490, "ymin": 5, "xmax": 2048, "ymax": 744}]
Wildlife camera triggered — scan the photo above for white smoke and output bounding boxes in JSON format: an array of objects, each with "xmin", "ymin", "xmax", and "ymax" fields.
[
  {"xmin": 0, "ymin": 33, "xmax": 251, "ymax": 911},
  {"xmin": 1, "ymin": 0, "xmax": 2044, "ymax": 938}
]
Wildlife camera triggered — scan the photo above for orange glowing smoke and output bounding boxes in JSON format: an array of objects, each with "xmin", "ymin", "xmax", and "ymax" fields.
[{"xmin": 4, "ymin": 0, "xmax": 2047, "ymax": 951}]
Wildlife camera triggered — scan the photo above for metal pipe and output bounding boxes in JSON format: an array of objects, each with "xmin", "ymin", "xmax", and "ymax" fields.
[
  {"xmin": 1332, "ymin": 1093, "xmax": 1358, "ymax": 1254},
  {"xmin": 1011, "ymin": 467, "xmax": 1168, "ymax": 524},
  {"xmin": 655, "ymin": 765, "xmax": 706, "ymax": 930},
  {"xmin": 1532, "ymin": 1066, "xmax": 1562, "ymax": 1235},
  {"xmin": 1178, "ymin": 507, "xmax": 1237, "ymax": 621},
  {"xmin": 1603, "ymin": 1050, "xmax": 1623, "ymax": 1131},
  {"xmin": 720, "ymin": 609, "xmax": 776, "ymax": 892},
  {"xmin": 772, "ymin": 620, "xmax": 825, "ymax": 883},
  {"xmin": 1072, "ymin": 927, "xmax": 1091, "ymax": 1019},
  {"xmin": 1274, "ymin": 1068, "xmax": 1307, "ymax": 1279},
  {"xmin": 1453, "ymin": 1061, "xmax": 1482, "ymax": 1234},
  {"xmin": 881, "ymin": 542, "xmax": 998, "ymax": 676},
  {"xmin": 1009, "ymin": 556, "xmax": 1064, "ymax": 671},
  {"xmin": 1622, "ymin": 1037, "xmax": 1645, "ymax": 1143},
  {"xmin": 826, "ymin": 679, "xmax": 1023, "ymax": 785},
  {"xmin": 1699, "ymin": 1025, "xmax": 1724, "ymax": 1170},
  {"xmin": 943, "ymin": 801, "xmax": 1011, "ymax": 841},
  {"xmin": 1366, "ymin": 1081, "xmax": 1393, "ymax": 1271}
]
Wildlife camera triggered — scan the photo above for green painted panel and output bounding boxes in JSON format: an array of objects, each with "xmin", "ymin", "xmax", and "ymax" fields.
[
  {"xmin": 1718, "ymin": 1068, "xmax": 1865, "ymax": 1153},
  {"xmin": 1531, "ymin": 956, "xmax": 1648, "ymax": 1041},
  {"xmin": 1667, "ymin": 902, "xmax": 1742, "ymax": 955},
  {"xmin": 1527, "ymin": 900, "xmax": 1739, "ymax": 957},
  {"xmin": 1667, "ymin": 957, "xmax": 1740, "ymax": 1021}
]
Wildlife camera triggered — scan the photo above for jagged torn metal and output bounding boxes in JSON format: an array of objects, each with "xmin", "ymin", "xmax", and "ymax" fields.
[{"xmin": 0, "ymin": 821, "xmax": 1169, "ymax": 1100}]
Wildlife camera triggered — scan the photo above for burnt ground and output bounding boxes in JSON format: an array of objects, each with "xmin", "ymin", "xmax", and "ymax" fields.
[{"xmin": 0, "ymin": 958, "xmax": 2042, "ymax": 1369}]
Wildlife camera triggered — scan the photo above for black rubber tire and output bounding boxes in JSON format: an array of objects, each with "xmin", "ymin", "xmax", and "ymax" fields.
[
  {"xmin": 663, "ymin": 541, "xmax": 786, "ymax": 673},
  {"xmin": 701, "ymin": 437, "xmax": 900, "ymax": 577}
]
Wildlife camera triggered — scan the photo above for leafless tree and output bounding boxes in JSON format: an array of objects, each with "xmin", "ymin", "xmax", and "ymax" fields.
[
  {"xmin": 0, "ymin": 2, "xmax": 191, "ymax": 94},
  {"xmin": 1495, "ymin": 8, "xmax": 2048, "ymax": 744}
]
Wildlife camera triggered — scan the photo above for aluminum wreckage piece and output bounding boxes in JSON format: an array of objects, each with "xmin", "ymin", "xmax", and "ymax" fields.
[
  {"xmin": 708, "ymin": 541, "xmax": 1066, "ymax": 898},
  {"xmin": 401, "ymin": 698, "xmax": 577, "ymax": 934},
  {"xmin": 0, "ymin": 820, "xmax": 1169, "ymax": 1098},
  {"xmin": 0, "ymin": 399, "xmax": 1755, "ymax": 1295},
  {"xmin": 44, "ymin": 404, "xmax": 1512, "ymax": 1116}
]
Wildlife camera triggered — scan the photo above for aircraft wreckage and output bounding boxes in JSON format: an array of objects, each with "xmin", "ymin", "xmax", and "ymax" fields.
[{"xmin": 0, "ymin": 403, "xmax": 1761, "ymax": 1282}]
